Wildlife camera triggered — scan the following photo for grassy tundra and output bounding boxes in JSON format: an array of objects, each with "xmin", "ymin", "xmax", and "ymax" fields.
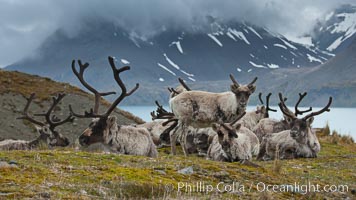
[{"xmin": 0, "ymin": 128, "xmax": 355, "ymax": 200}]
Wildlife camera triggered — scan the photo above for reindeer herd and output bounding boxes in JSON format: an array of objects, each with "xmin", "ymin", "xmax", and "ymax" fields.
[{"xmin": 1, "ymin": 56, "xmax": 333, "ymax": 164}]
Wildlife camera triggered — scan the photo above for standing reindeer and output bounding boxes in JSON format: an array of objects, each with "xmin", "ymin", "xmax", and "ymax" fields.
[
  {"xmin": 0, "ymin": 93, "xmax": 73, "ymax": 150},
  {"xmin": 240, "ymin": 93, "xmax": 277, "ymax": 130},
  {"xmin": 257, "ymin": 94, "xmax": 332, "ymax": 160},
  {"xmin": 252, "ymin": 92, "xmax": 312, "ymax": 141},
  {"xmin": 169, "ymin": 75, "xmax": 257, "ymax": 155},
  {"xmin": 70, "ymin": 56, "xmax": 158, "ymax": 158}
]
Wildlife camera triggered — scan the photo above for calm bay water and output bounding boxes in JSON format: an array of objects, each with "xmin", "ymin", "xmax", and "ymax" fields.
[{"xmin": 121, "ymin": 106, "xmax": 356, "ymax": 140}]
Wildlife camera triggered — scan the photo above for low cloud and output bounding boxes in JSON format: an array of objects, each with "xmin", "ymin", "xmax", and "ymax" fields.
[{"xmin": 0, "ymin": 0, "xmax": 354, "ymax": 67}]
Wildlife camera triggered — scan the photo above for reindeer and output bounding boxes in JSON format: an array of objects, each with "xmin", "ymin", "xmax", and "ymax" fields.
[
  {"xmin": 240, "ymin": 93, "xmax": 277, "ymax": 130},
  {"xmin": 69, "ymin": 56, "xmax": 158, "ymax": 158},
  {"xmin": 257, "ymin": 94, "xmax": 332, "ymax": 160},
  {"xmin": 207, "ymin": 112, "xmax": 259, "ymax": 162},
  {"xmin": 169, "ymin": 75, "xmax": 257, "ymax": 155},
  {"xmin": 252, "ymin": 92, "xmax": 312, "ymax": 141},
  {"xmin": 1, "ymin": 93, "xmax": 73, "ymax": 150}
]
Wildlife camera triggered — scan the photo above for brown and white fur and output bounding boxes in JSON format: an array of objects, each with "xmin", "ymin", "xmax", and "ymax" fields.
[
  {"xmin": 240, "ymin": 106, "xmax": 267, "ymax": 130},
  {"xmin": 0, "ymin": 126, "xmax": 69, "ymax": 150},
  {"xmin": 79, "ymin": 116, "xmax": 158, "ymax": 158},
  {"xmin": 257, "ymin": 118, "xmax": 320, "ymax": 160},
  {"xmin": 257, "ymin": 95, "xmax": 332, "ymax": 160},
  {"xmin": 169, "ymin": 76, "xmax": 257, "ymax": 155},
  {"xmin": 207, "ymin": 123, "xmax": 259, "ymax": 162}
]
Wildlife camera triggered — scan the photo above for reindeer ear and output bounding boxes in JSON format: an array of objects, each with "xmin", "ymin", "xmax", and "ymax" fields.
[
  {"xmin": 230, "ymin": 84, "xmax": 239, "ymax": 93},
  {"xmin": 108, "ymin": 116, "xmax": 117, "ymax": 125},
  {"xmin": 248, "ymin": 85, "xmax": 256, "ymax": 93},
  {"xmin": 233, "ymin": 123, "xmax": 241, "ymax": 130},
  {"xmin": 307, "ymin": 117, "xmax": 314, "ymax": 125}
]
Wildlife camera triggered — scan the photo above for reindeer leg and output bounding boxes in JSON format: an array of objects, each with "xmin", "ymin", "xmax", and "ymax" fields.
[
  {"xmin": 170, "ymin": 124, "xmax": 180, "ymax": 155},
  {"xmin": 181, "ymin": 125, "xmax": 189, "ymax": 157}
]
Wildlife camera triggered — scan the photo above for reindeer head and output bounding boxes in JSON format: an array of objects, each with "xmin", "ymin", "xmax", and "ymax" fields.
[
  {"xmin": 212, "ymin": 112, "xmax": 245, "ymax": 156},
  {"xmin": 79, "ymin": 116, "xmax": 118, "ymax": 146},
  {"xmin": 229, "ymin": 75, "xmax": 257, "ymax": 109},
  {"xmin": 70, "ymin": 56, "xmax": 139, "ymax": 146},
  {"xmin": 18, "ymin": 93, "xmax": 73, "ymax": 148},
  {"xmin": 279, "ymin": 94, "xmax": 332, "ymax": 155},
  {"xmin": 36, "ymin": 125, "xmax": 70, "ymax": 147},
  {"xmin": 256, "ymin": 92, "xmax": 277, "ymax": 119}
]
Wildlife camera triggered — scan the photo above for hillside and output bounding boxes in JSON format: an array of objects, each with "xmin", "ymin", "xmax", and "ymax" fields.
[
  {"xmin": 0, "ymin": 69, "xmax": 144, "ymax": 142},
  {"xmin": 0, "ymin": 132, "xmax": 355, "ymax": 199}
]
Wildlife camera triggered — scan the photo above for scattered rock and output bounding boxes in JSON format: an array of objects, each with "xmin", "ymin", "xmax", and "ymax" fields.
[
  {"xmin": 155, "ymin": 170, "xmax": 166, "ymax": 175},
  {"xmin": 178, "ymin": 166, "xmax": 194, "ymax": 175},
  {"xmin": 0, "ymin": 161, "xmax": 17, "ymax": 169},
  {"xmin": 213, "ymin": 170, "xmax": 230, "ymax": 179},
  {"xmin": 79, "ymin": 190, "xmax": 87, "ymax": 195},
  {"xmin": 9, "ymin": 160, "xmax": 17, "ymax": 165},
  {"xmin": 351, "ymin": 189, "xmax": 356, "ymax": 195}
]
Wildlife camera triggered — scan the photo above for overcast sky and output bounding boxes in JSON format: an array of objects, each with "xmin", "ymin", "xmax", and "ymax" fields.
[{"xmin": 0, "ymin": 0, "xmax": 355, "ymax": 68}]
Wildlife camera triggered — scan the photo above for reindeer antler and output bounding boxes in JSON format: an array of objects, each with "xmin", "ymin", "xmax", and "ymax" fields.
[
  {"xmin": 34, "ymin": 93, "xmax": 74, "ymax": 132},
  {"xmin": 150, "ymin": 101, "xmax": 175, "ymax": 120},
  {"xmin": 258, "ymin": 93, "xmax": 264, "ymax": 105},
  {"xmin": 229, "ymin": 74, "xmax": 240, "ymax": 87},
  {"xmin": 70, "ymin": 56, "xmax": 139, "ymax": 119},
  {"xmin": 278, "ymin": 93, "xmax": 296, "ymax": 119},
  {"xmin": 303, "ymin": 97, "xmax": 332, "ymax": 120},
  {"xmin": 178, "ymin": 78, "xmax": 191, "ymax": 91},
  {"xmin": 17, "ymin": 93, "xmax": 45, "ymax": 126},
  {"xmin": 71, "ymin": 60, "xmax": 116, "ymax": 114},
  {"xmin": 294, "ymin": 92, "xmax": 312, "ymax": 116}
]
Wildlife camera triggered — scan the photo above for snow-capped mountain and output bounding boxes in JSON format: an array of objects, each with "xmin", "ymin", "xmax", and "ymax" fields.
[
  {"xmin": 312, "ymin": 4, "xmax": 356, "ymax": 53},
  {"xmin": 5, "ymin": 6, "xmax": 355, "ymax": 105}
]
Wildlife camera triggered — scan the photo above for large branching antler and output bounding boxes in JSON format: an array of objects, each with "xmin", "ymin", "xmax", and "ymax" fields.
[
  {"xmin": 264, "ymin": 93, "xmax": 277, "ymax": 117},
  {"xmin": 303, "ymin": 97, "xmax": 332, "ymax": 120},
  {"xmin": 150, "ymin": 101, "xmax": 175, "ymax": 120},
  {"xmin": 278, "ymin": 93, "xmax": 296, "ymax": 119},
  {"xmin": 294, "ymin": 92, "xmax": 312, "ymax": 116},
  {"xmin": 17, "ymin": 93, "xmax": 45, "ymax": 126},
  {"xmin": 34, "ymin": 93, "xmax": 74, "ymax": 132},
  {"xmin": 70, "ymin": 56, "xmax": 139, "ymax": 119},
  {"xmin": 71, "ymin": 59, "xmax": 116, "ymax": 114}
]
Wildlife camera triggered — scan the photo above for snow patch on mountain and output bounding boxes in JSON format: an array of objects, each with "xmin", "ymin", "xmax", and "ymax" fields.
[
  {"xmin": 158, "ymin": 63, "xmax": 176, "ymax": 76},
  {"xmin": 121, "ymin": 59, "xmax": 130, "ymax": 65},
  {"xmin": 307, "ymin": 54, "xmax": 323, "ymax": 64},
  {"xmin": 279, "ymin": 38, "xmax": 298, "ymax": 50},
  {"xmin": 267, "ymin": 63, "xmax": 280, "ymax": 69},
  {"xmin": 273, "ymin": 44, "xmax": 287, "ymax": 49},
  {"xmin": 228, "ymin": 29, "xmax": 250, "ymax": 45},
  {"xmin": 163, "ymin": 53, "xmax": 180, "ymax": 70},
  {"xmin": 170, "ymin": 41, "xmax": 184, "ymax": 54},
  {"xmin": 247, "ymin": 26, "xmax": 263, "ymax": 39},
  {"xmin": 207, "ymin": 34, "xmax": 223, "ymax": 47},
  {"xmin": 249, "ymin": 61, "xmax": 267, "ymax": 68}
]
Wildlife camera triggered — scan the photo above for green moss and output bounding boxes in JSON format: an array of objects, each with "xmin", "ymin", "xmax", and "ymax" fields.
[{"xmin": 0, "ymin": 138, "xmax": 355, "ymax": 199}]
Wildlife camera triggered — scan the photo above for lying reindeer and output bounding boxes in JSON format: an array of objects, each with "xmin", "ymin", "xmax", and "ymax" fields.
[
  {"xmin": 207, "ymin": 112, "xmax": 260, "ymax": 162},
  {"xmin": 169, "ymin": 75, "xmax": 257, "ymax": 155},
  {"xmin": 257, "ymin": 94, "xmax": 332, "ymax": 160},
  {"xmin": 1, "ymin": 93, "xmax": 73, "ymax": 150},
  {"xmin": 70, "ymin": 56, "xmax": 157, "ymax": 158},
  {"xmin": 252, "ymin": 92, "xmax": 312, "ymax": 141},
  {"xmin": 240, "ymin": 93, "xmax": 277, "ymax": 130}
]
